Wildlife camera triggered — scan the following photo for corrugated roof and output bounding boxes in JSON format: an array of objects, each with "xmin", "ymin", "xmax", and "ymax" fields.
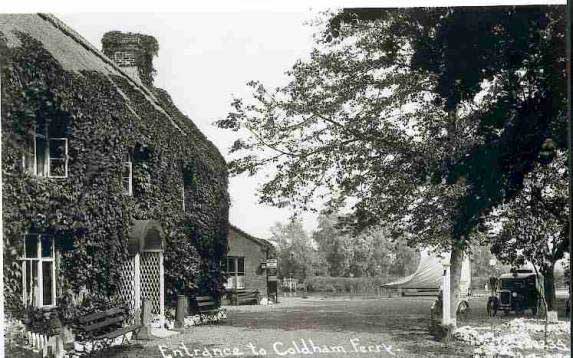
[{"xmin": 229, "ymin": 225, "xmax": 274, "ymax": 249}]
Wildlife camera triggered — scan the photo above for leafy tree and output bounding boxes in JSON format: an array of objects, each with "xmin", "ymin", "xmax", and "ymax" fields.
[
  {"xmin": 387, "ymin": 240, "xmax": 420, "ymax": 278},
  {"xmin": 469, "ymin": 244, "xmax": 512, "ymax": 289},
  {"xmin": 270, "ymin": 219, "xmax": 322, "ymax": 280},
  {"xmin": 219, "ymin": 7, "xmax": 566, "ymax": 323},
  {"xmin": 313, "ymin": 213, "xmax": 352, "ymax": 276},
  {"xmin": 486, "ymin": 150, "xmax": 569, "ymax": 310},
  {"xmin": 313, "ymin": 212, "xmax": 419, "ymax": 278}
]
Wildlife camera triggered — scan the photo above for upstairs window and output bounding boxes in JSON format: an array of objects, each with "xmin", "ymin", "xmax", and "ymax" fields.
[
  {"xmin": 132, "ymin": 144, "xmax": 152, "ymax": 198},
  {"xmin": 22, "ymin": 117, "xmax": 68, "ymax": 178},
  {"xmin": 123, "ymin": 152, "xmax": 133, "ymax": 196},
  {"xmin": 48, "ymin": 138, "xmax": 68, "ymax": 177},
  {"xmin": 20, "ymin": 234, "xmax": 56, "ymax": 308}
]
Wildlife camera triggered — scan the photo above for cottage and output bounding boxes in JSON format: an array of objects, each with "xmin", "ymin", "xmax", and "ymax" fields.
[
  {"xmin": 223, "ymin": 226, "xmax": 277, "ymax": 303},
  {"xmin": 1, "ymin": 13, "xmax": 229, "ymax": 338}
]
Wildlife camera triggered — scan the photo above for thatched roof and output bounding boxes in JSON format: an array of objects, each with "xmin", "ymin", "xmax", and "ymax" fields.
[{"xmin": 0, "ymin": 13, "xmax": 226, "ymax": 168}]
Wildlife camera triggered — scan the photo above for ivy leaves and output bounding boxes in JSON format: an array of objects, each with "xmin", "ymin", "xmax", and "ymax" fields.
[{"xmin": 2, "ymin": 30, "xmax": 229, "ymax": 318}]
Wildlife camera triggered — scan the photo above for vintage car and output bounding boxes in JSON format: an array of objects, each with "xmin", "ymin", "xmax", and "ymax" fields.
[{"xmin": 487, "ymin": 270, "xmax": 543, "ymax": 316}]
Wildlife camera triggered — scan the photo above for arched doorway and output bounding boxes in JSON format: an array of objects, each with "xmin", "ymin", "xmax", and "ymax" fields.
[{"xmin": 119, "ymin": 219, "xmax": 165, "ymax": 325}]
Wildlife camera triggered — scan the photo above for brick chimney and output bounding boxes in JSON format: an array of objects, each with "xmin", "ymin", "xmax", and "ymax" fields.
[{"xmin": 102, "ymin": 31, "xmax": 159, "ymax": 87}]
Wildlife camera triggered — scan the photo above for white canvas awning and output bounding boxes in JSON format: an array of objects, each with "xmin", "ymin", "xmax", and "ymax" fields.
[
  {"xmin": 382, "ymin": 249, "xmax": 472, "ymax": 292},
  {"xmin": 382, "ymin": 251, "xmax": 444, "ymax": 289}
]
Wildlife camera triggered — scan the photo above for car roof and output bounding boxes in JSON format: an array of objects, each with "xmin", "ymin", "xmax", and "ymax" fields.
[{"xmin": 499, "ymin": 272, "xmax": 538, "ymax": 279}]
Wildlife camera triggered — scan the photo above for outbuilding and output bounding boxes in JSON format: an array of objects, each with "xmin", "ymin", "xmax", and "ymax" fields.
[{"xmin": 223, "ymin": 226, "xmax": 277, "ymax": 303}]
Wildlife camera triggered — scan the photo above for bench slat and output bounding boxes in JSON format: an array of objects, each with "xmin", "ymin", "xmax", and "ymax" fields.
[
  {"xmin": 197, "ymin": 302, "xmax": 216, "ymax": 307},
  {"xmin": 78, "ymin": 307, "xmax": 125, "ymax": 324},
  {"xmin": 192, "ymin": 295, "xmax": 221, "ymax": 314},
  {"xmin": 83, "ymin": 315, "xmax": 126, "ymax": 332}
]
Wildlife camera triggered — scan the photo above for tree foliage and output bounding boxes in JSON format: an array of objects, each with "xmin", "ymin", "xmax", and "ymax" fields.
[
  {"xmin": 219, "ymin": 6, "xmax": 566, "ymax": 250},
  {"xmin": 270, "ymin": 219, "xmax": 323, "ymax": 280},
  {"xmin": 485, "ymin": 150, "xmax": 569, "ymax": 309},
  {"xmin": 313, "ymin": 213, "xmax": 418, "ymax": 278}
]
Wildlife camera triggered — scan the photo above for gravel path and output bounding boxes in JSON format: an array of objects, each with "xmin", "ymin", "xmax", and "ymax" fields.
[
  {"xmin": 7, "ymin": 295, "xmax": 570, "ymax": 357},
  {"xmin": 104, "ymin": 296, "xmax": 475, "ymax": 358}
]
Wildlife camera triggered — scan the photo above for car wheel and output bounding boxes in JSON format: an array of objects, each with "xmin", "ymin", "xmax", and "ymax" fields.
[{"xmin": 457, "ymin": 300, "xmax": 470, "ymax": 320}]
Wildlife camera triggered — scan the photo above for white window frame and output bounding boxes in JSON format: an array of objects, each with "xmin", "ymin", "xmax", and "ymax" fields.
[
  {"xmin": 123, "ymin": 157, "xmax": 133, "ymax": 196},
  {"xmin": 21, "ymin": 131, "xmax": 36, "ymax": 175},
  {"xmin": 48, "ymin": 137, "xmax": 68, "ymax": 178},
  {"xmin": 22, "ymin": 123, "xmax": 68, "ymax": 178},
  {"xmin": 20, "ymin": 234, "xmax": 57, "ymax": 309}
]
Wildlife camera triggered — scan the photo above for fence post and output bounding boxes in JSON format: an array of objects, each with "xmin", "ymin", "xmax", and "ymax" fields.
[{"xmin": 175, "ymin": 295, "xmax": 188, "ymax": 328}]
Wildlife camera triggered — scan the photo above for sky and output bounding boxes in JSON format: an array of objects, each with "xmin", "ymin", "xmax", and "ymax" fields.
[{"xmin": 57, "ymin": 12, "xmax": 322, "ymax": 239}]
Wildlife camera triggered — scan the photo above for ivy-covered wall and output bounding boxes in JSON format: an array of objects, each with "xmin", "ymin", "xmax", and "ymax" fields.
[{"xmin": 1, "ymin": 16, "xmax": 229, "ymax": 323}]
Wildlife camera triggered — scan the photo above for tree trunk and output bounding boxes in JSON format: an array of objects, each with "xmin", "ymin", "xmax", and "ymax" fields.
[
  {"xmin": 449, "ymin": 243, "xmax": 464, "ymax": 325},
  {"xmin": 542, "ymin": 265, "xmax": 556, "ymax": 311}
]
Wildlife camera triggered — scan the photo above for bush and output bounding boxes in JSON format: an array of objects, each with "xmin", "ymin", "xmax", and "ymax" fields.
[{"xmin": 303, "ymin": 276, "xmax": 400, "ymax": 294}]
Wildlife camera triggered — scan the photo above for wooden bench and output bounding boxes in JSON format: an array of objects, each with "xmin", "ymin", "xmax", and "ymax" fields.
[
  {"xmin": 192, "ymin": 296, "xmax": 220, "ymax": 315},
  {"xmin": 231, "ymin": 289, "xmax": 260, "ymax": 305},
  {"xmin": 74, "ymin": 306, "xmax": 140, "ymax": 350}
]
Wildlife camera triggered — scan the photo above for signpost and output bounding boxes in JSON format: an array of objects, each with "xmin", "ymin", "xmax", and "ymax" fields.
[
  {"xmin": 266, "ymin": 258, "xmax": 279, "ymax": 303},
  {"xmin": 442, "ymin": 262, "xmax": 451, "ymax": 326}
]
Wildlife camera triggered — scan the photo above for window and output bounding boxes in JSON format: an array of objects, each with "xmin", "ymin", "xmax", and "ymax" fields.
[
  {"xmin": 123, "ymin": 153, "xmax": 133, "ymax": 195},
  {"xmin": 48, "ymin": 138, "xmax": 68, "ymax": 177},
  {"xmin": 223, "ymin": 256, "xmax": 245, "ymax": 290},
  {"xmin": 132, "ymin": 144, "xmax": 152, "ymax": 197},
  {"xmin": 22, "ymin": 118, "xmax": 68, "ymax": 178},
  {"xmin": 20, "ymin": 235, "xmax": 56, "ymax": 308}
]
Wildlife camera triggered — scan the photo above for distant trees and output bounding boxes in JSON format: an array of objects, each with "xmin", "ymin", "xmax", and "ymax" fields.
[
  {"xmin": 313, "ymin": 214, "xmax": 350, "ymax": 277},
  {"xmin": 270, "ymin": 219, "xmax": 324, "ymax": 281},
  {"xmin": 272, "ymin": 213, "xmax": 419, "ymax": 281}
]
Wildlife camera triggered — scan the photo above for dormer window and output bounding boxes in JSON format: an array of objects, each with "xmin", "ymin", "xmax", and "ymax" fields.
[
  {"xmin": 123, "ymin": 152, "xmax": 133, "ymax": 196},
  {"xmin": 23, "ymin": 117, "xmax": 68, "ymax": 178}
]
